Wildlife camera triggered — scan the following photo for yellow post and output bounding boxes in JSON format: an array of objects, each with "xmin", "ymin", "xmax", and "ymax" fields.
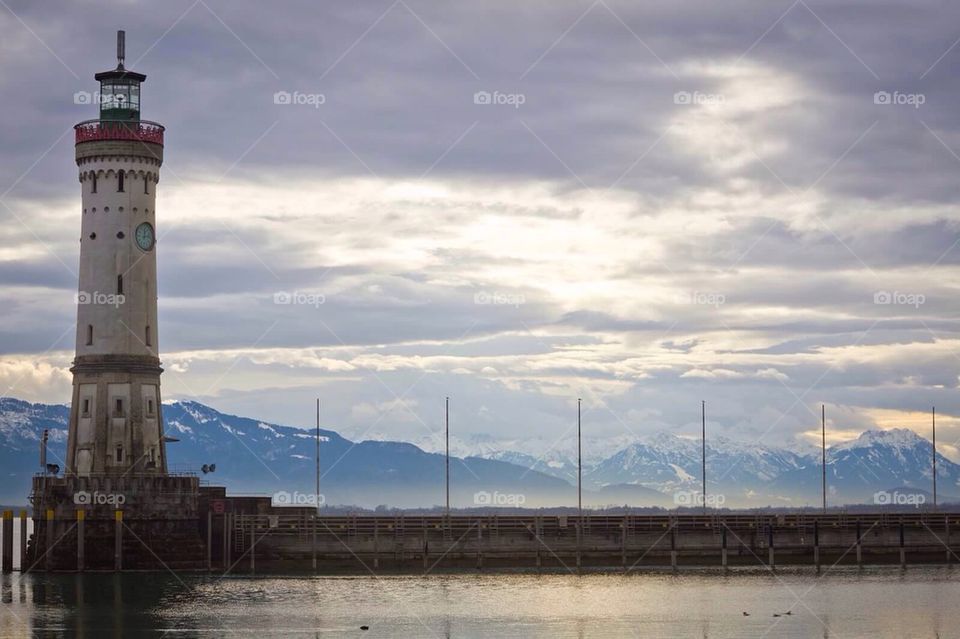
[
  {"xmin": 76, "ymin": 509, "xmax": 85, "ymax": 572},
  {"xmin": 1, "ymin": 510, "xmax": 13, "ymax": 573}
]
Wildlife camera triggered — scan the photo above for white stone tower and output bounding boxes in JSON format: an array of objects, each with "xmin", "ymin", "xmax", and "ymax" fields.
[{"xmin": 66, "ymin": 31, "xmax": 167, "ymax": 476}]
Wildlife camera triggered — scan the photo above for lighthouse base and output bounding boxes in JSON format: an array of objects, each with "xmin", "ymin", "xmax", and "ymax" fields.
[{"xmin": 27, "ymin": 474, "xmax": 206, "ymax": 571}]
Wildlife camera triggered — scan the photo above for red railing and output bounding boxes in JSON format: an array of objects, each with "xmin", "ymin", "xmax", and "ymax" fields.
[{"xmin": 75, "ymin": 119, "xmax": 164, "ymax": 146}]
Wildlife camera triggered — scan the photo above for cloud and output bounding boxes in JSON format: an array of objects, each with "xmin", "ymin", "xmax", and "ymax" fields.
[{"xmin": 0, "ymin": 0, "xmax": 958, "ymax": 454}]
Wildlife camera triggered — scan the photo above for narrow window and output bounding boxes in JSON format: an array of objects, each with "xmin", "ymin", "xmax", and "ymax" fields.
[
  {"xmin": 91, "ymin": 174, "xmax": 97, "ymax": 193},
  {"xmin": 145, "ymin": 325, "xmax": 152, "ymax": 347},
  {"xmin": 147, "ymin": 399, "xmax": 154, "ymax": 414},
  {"xmin": 86, "ymin": 324, "xmax": 93, "ymax": 345},
  {"xmin": 117, "ymin": 274, "xmax": 123, "ymax": 295},
  {"xmin": 144, "ymin": 176, "xmax": 149, "ymax": 195},
  {"xmin": 115, "ymin": 446, "xmax": 123, "ymax": 463},
  {"xmin": 82, "ymin": 399, "xmax": 90, "ymax": 415},
  {"xmin": 117, "ymin": 171, "xmax": 124, "ymax": 192},
  {"xmin": 115, "ymin": 398, "xmax": 123, "ymax": 414}
]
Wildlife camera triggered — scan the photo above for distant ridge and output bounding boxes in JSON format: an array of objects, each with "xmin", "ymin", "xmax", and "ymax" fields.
[{"xmin": 1, "ymin": 397, "xmax": 956, "ymax": 508}]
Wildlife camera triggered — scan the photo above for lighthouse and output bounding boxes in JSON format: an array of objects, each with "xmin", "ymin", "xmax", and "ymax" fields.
[
  {"xmin": 66, "ymin": 31, "xmax": 167, "ymax": 476},
  {"xmin": 27, "ymin": 32, "xmax": 218, "ymax": 572}
]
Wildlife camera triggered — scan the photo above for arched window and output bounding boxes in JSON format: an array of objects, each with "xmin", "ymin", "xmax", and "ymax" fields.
[
  {"xmin": 91, "ymin": 174, "xmax": 97, "ymax": 193},
  {"xmin": 144, "ymin": 176, "xmax": 149, "ymax": 195},
  {"xmin": 117, "ymin": 274, "xmax": 123, "ymax": 295},
  {"xmin": 117, "ymin": 171, "xmax": 125, "ymax": 192},
  {"xmin": 86, "ymin": 324, "xmax": 93, "ymax": 345},
  {"xmin": 145, "ymin": 325, "xmax": 152, "ymax": 347}
]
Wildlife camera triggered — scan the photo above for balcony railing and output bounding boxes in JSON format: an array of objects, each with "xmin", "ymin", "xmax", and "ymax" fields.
[{"xmin": 75, "ymin": 119, "xmax": 164, "ymax": 146}]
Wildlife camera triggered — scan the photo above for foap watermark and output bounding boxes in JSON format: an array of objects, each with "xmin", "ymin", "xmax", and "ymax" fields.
[
  {"xmin": 874, "ymin": 490, "xmax": 925, "ymax": 508},
  {"xmin": 677, "ymin": 290, "xmax": 725, "ymax": 308},
  {"xmin": 674, "ymin": 490, "xmax": 726, "ymax": 508},
  {"xmin": 873, "ymin": 91, "xmax": 925, "ymax": 109},
  {"xmin": 474, "ymin": 291, "xmax": 525, "ymax": 307},
  {"xmin": 274, "ymin": 290, "xmax": 326, "ymax": 307},
  {"xmin": 273, "ymin": 90, "xmax": 326, "ymax": 109},
  {"xmin": 474, "ymin": 490, "xmax": 526, "ymax": 506},
  {"xmin": 473, "ymin": 90, "xmax": 526, "ymax": 109},
  {"xmin": 73, "ymin": 90, "xmax": 133, "ymax": 106},
  {"xmin": 273, "ymin": 490, "xmax": 326, "ymax": 506},
  {"xmin": 76, "ymin": 291, "xmax": 125, "ymax": 308},
  {"xmin": 874, "ymin": 290, "xmax": 924, "ymax": 309},
  {"xmin": 74, "ymin": 490, "xmax": 126, "ymax": 506},
  {"xmin": 674, "ymin": 90, "xmax": 725, "ymax": 106}
]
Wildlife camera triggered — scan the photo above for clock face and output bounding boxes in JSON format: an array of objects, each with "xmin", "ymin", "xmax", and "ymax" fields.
[{"xmin": 135, "ymin": 222, "xmax": 155, "ymax": 251}]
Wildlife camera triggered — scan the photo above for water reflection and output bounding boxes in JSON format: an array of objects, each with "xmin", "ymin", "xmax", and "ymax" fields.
[
  {"xmin": 5, "ymin": 573, "xmax": 193, "ymax": 639},
  {"xmin": 0, "ymin": 568, "xmax": 955, "ymax": 638}
]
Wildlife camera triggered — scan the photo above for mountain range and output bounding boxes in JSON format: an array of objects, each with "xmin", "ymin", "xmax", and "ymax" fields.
[{"xmin": 1, "ymin": 397, "xmax": 955, "ymax": 509}]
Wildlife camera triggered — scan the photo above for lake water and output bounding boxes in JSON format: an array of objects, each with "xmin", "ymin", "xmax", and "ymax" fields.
[{"xmin": 1, "ymin": 568, "xmax": 958, "ymax": 638}]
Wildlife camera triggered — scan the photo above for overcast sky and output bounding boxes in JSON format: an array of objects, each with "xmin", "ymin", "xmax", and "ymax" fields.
[{"xmin": 1, "ymin": 0, "xmax": 958, "ymax": 461}]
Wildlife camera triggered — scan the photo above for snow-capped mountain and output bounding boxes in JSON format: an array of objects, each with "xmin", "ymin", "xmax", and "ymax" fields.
[
  {"xmin": 582, "ymin": 432, "xmax": 808, "ymax": 499},
  {"xmin": 0, "ymin": 398, "xmax": 573, "ymax": 507},
  {"xmin": 1, "ymin": 397, "xmax": 956, "ymax": 508},
  {"xmin": 770, "ymin": 428, "xmax": 960, "ymax": 504}
]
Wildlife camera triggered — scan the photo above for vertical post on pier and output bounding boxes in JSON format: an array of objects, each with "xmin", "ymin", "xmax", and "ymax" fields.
[
  {"xmin": 422, "ymin": 528, "xmax": 428, "ymax": 570},
  {"xmin": 114, "ymin": 510, "xmax": 122, "ymax": 571},
  {"xmin": 813, "ymin": 520, "xmax": 820, "ymax": 571},
  {"xmin": 1, "ymin": 510, "xmax": 13, "ymax": 573},
  {"xmin": 45, "ymin": 509, "xmax": 53, "ymax": 572},
  {"xmin": 226, "ymin": 513, "xmax": 232, "ymax": 568},
  {"xmin": 76, "ymin": 509, "xmax": 84, "ymax": 573},
  {"xmin": 535, "ymin": 517, "xmax": 542, "ymax": 571},
  {"xmin": 768, "ymin": 523, "xmax": 775, "ymax": 568},
  {"xmin": 945, "ymin": 516, "xmax": 950, "ymax": 564},
  {"xmin": 373, "ymin": 521, "xmax": 379, "ymax": 569},
  {"xmin": 576, "ymin": 521, "xmax": 582, "ymax": 572},
  {"xmin": 206, "ymin": 510, "xmax": 212, "ymax": 571},
  {"xmin": 899, "ymin": 520, "xmax": 906, "ymax": 568},
  {"xmin": 221, "ymin": 512, "xmax": 228, "ymax": 570},
  {"xmin": 249, "ymin": 516, "xmax": 255, "ymax": 575},
  {"xmin": 856, "ymin": 520, "xmax": 862, "ymax": 567},
  {"xmin": 311, "ymin": 514, "xmax": 317, "ymax": 573},
  {"xmin": 621, "ymin": 519, "xmax": 627, "ymax": 571},
  {"xmin": 670, "ymin": 527, "xmax": 677, "ymax": 570},
  {"xmin": 476, "ymin": 519, "xmax": 483, "ymax": 570},
  {"xmin": 19, "ymin": 510, "xmax": 27, "ymax": 572},
  {"xmin": 721, "ymin": 525, "xmax": 728, "ymax": 568}
]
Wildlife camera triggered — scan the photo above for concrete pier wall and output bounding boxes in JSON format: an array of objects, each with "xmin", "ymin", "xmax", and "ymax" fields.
[{"xmin": 223, "ymin": 512, "xmax": 959, "ymax": 573}]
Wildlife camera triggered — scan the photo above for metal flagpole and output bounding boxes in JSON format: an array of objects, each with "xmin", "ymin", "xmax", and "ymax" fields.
[
  {"xmin": 821, "ymin": 404, "xmax": 826, "ymax": 513},
  {"xmin": 314, "ymin": 398, "xmax": 320, "ymax": 571},
  {"xmin": 933, "ymin": 406, "xmax": 937, "ymax": 509},
  {"xmin": 445, "ymin": 396, "xmax": 450, "ymax": 520},
  {"xmin": 702, "ymin": 400, "xmax": 706, "ymax": 515},
  {"xmin": 577, "ymin": 398, "xmax": 582, "ymax": 571},
  {"xmin": 578, "ymin": 398, "xmax": 582, "ymax": 518}
]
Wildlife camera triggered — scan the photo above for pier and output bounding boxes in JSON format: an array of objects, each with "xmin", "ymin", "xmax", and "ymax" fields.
[{"xmin": 217, "ymin": 511, "xmax": 959, "ymax": 573}]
